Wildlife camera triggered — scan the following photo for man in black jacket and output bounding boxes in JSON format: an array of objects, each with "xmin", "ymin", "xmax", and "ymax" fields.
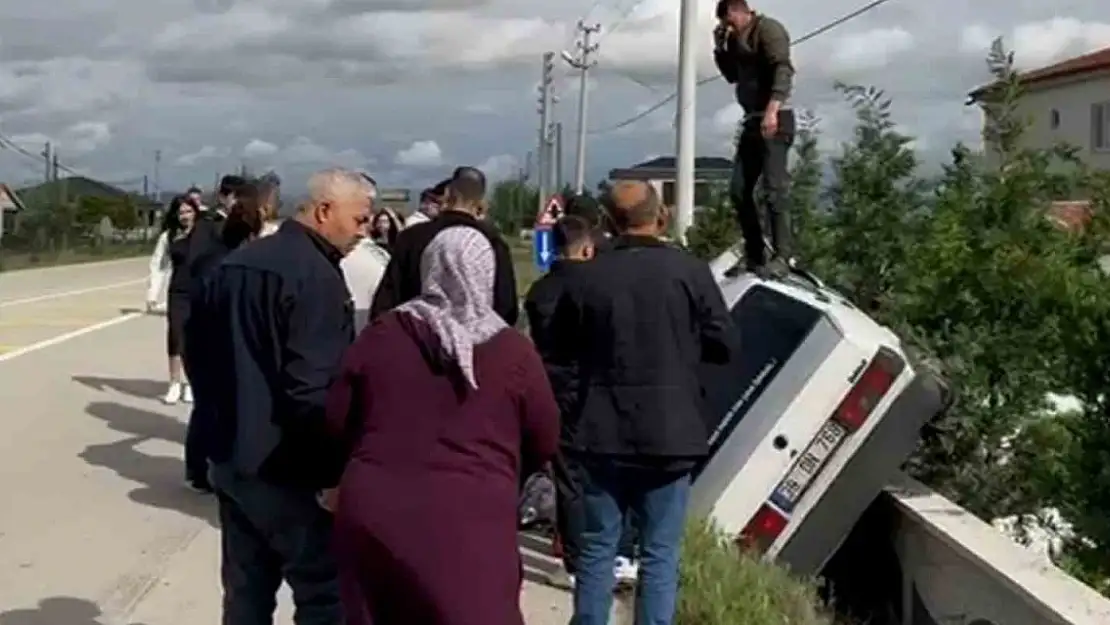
[
  {"xmin": 190, "ymin": 168, "xmax": 372, "ymax": 625},
  {"xmin": 564, "ymin": 180, "xmax": 732, "ymax": 625},
  {"xmin": 369, "ymin": 166, "xmax": 519, "ymax": 325},
  {"xmin": 714, "ymin": 0, "xmax": 796, "ymax": 275}
]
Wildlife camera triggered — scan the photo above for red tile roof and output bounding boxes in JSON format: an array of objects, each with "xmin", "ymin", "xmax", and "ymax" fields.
[{"xmin": 969, "ymin": 46, "xmax": 1110, "ymax": 100}]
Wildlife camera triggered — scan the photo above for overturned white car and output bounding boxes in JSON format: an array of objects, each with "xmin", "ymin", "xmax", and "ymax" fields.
[{"xmin": 690, "ymin": 251, "xmax": 950, "ymax": 576}]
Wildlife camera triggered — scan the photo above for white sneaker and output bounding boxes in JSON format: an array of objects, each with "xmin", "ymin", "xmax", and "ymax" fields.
[
  {"xmin": 162, "ymin": 382, "xmax": 183, "ymax": 405},
  {"xmin": 614, "ymin": 557, "xmax": 639, "ymax": 585},
  {"xmin": 182, "ymin": 384, "xmax": 193, "ymax": 403}
]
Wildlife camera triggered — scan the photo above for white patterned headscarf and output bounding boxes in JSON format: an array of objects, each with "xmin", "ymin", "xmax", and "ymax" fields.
[{"xmin": 395, "ymin": 226, "xmax": 507, "ymax": 389}]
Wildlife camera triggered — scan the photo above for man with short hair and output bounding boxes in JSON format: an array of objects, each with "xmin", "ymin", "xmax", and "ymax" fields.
[
  {"xmin": 405, "ymin": 181, "xmax": 447, "ymax": 228},
  {"xmin": 190, "ymin": 167, "xmax": 372, "ymax": 625},
  {"xmin": 563, "ymin": 180, "xmax": 732, "ymax": 625},
  {"xmin": 714, "ymin": 0, "xmax": 796, "ymax": 275},
  {"xmin": 369, "ymin": 166, "xmax": 519, "ymax": 325},
  {"xmin": 186, "ymin": 186, "xmax": 208, "ymax": 212}
]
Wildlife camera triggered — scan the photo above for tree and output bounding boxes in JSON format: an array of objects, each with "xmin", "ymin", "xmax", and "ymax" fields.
[{"xmin": 487, "ymin": 180, "xmax": 538, "ymax": 234}]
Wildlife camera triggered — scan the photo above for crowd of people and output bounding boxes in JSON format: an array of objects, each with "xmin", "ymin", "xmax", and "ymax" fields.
[{"xmin": 140, "ymin": 162, "xmax": 735, "ymax": 625}]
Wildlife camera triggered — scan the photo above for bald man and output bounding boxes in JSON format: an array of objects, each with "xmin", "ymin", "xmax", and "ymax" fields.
[
  {"xmin": 560, "ymin": 180, "xmax": 732, "ymax": 625},
  {"xmin": 190, "ymin": 168, "xmax": 372, "ymax": 625}
]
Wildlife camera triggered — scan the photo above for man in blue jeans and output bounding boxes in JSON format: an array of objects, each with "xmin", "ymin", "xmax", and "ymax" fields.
[{"xmin": 560, "ymin": 180, "xmax": 732, "ymax": 624}]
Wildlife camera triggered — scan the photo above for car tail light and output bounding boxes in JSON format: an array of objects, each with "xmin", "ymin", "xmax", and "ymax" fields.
[
  {"xmin": 738, "ymin": 503, "xmax": 789, "ymax": 552},
  {"xmin": 834, "ymin": 348, "xmax": 904, "ymax": 431}
]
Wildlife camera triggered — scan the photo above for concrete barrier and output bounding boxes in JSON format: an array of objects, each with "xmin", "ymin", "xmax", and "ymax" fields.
[{"xmin": 824, "ymin": 474, "xmax": 1110, "ymax": 625}]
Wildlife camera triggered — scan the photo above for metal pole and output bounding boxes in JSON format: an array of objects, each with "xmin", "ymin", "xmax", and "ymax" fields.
[
  {"xmin": 537, "ymin": 52, "xmax": 554, "ymax": 214},
  {"xmin": 566, "ymin": 22, "xmax": 600, "ymax": 195},
  {"xmin": 674, "ymin": 0, "xmax": 698, "ymax": 241}
]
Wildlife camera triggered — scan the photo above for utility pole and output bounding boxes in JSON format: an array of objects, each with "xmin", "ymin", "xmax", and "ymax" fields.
[
  {"xmin": 537, "ymin": 52, "xmax": 555, "ymax": 214},
  {"xmin": 153, "ymin": 150, "xmax": 161, "ymax": 202},
  {"xmin": 42, "ymin": 142, "xmax": 51, "ymax": 183},
  {"xmin": 563, "ymin": 21, "xmax": 600, "ymax": 195},
  {"xmin": 674, "ymin": 0, "xmax": 698, "ymax": 241},
  {"xmin": 554, "ymin": 122, "xmax": 564, "ymax": 192}
]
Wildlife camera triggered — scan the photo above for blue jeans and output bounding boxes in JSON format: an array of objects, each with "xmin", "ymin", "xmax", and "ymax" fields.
[{"xmin": 571, "ymin": 462, "xmax": 691, "ymax": 625}]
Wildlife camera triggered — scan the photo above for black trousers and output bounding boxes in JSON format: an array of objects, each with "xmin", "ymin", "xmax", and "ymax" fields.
[
  {"xmin": 211, "ymin": 464, "xmax": 341, "ymax": 625},
  {"xmin": 552, "ymin": 453, "xmax": 638, "ymax": 573},
  {"xmin": 730, "ymin": 108, "xmax": 796, "ymax": 267}
]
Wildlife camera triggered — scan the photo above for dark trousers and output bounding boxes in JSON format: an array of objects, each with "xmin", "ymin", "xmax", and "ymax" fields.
[
  {"xmin": 553, "ymin": 453, "xmax": 639, "ymax": 574},
  {"xmin": 181, "ymin": 356, "xmax": 209, "ymax": 484},
  {"xmin": 730, "ymin": 108, "xmax": 796, "ymax": 267},
  {"xmin": 211, "ymin": 464, "xmax": 341, "ymax": 625}
]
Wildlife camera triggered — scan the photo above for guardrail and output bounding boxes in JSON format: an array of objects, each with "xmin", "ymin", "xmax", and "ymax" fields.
[{"xmin": 825, "ymin": 475, "xmax": 1110, "ymax": 625}]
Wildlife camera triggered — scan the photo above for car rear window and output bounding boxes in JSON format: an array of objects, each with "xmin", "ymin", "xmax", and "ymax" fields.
[{"xmin": 699, "ymin": 284, "xmax": 822, "ymax": 460}]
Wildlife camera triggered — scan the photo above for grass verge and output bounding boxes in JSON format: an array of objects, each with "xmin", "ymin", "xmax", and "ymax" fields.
[
  {"xmin": 676, "ymin": 518, "xmax": 835, "ymax": 625},
  {"xmin": 0, "ymin": 242, "xmax": 150, "ymax": 272}
]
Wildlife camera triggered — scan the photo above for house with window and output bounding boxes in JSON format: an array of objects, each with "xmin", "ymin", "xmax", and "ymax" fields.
[
  {"xmin": 968, "ymin": 46, "xmax": 1110, "ymax": 169},
  {"xmin": 607, "ymin": 156, "xmax": 733, "ymax": 209}
]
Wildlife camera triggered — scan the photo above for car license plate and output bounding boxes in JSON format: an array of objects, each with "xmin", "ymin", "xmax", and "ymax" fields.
[{"xmin": 770, "ymin": 420, "xmax": 848, "ymax": 512}]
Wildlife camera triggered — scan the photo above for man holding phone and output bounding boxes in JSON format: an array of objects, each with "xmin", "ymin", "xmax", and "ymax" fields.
[{"xmin": 714, "ymin": 0, "xmax": 796, "ymax": 277}]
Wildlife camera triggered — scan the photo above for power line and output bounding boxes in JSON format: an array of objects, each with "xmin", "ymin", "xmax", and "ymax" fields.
[{"xmin": 588, "ymin": 0, "xmax": 899, "ymax": 135}]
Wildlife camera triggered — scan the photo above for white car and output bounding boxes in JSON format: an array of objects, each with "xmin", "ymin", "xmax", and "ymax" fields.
[{"xmin": 690, "ymin": 250, "xmax": 950, "ymax": 576}]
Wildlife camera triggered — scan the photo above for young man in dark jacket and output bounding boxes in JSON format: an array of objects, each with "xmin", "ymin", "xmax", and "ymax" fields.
[
  {"xmin": 190, "ymin": 168, "xmax": 372, "ymax": 625},
  {"xmin": 714, "ymin": 0, "xmax": 796, "ymax": 275},
  {"xmin": 525, "ymin": 215, "xmax": 642, "ymax": 588},
  {"xmin": 369, "ymin": 166, "xmax": 519, "ymax": 325},
  {"xmin": 564, "ymin": 180, "xmax": 733, "ymax": 625}
]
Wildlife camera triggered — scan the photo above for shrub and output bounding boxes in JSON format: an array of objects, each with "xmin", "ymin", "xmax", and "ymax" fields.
[{"xmin": 675, "ymin": 518, "xmax": 835, "ymax": 625}]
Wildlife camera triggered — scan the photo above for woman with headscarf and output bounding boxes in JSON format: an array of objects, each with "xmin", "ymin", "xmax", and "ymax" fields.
[{"xmin": 324, "ymin": 226, "xmax": 560, "ymax": 625}]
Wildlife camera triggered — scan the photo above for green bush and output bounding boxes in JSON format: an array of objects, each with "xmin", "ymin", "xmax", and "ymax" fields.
[{"xmin": 676, "ymin": 518, "xmax": 835, "ymax": 625}]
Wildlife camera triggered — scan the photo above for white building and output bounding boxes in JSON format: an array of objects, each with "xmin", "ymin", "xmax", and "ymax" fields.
[{"xmin": 970, "ymin": 46, "xmax": 1110, "ymax": 170}]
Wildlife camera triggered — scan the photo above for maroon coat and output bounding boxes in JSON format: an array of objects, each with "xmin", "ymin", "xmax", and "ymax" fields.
[{"xmin": 325, "ymin": 312, "xmax": 560, "ymax": 625}]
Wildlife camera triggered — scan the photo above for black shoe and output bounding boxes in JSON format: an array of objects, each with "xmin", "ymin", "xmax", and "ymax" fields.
[
  {"xmin": 185, "ymin": 477, "xmax": 213, "ymax": 494},
  {"xmin": 757, "ymin": 257, "xmax": 791, "ymax": 279}
]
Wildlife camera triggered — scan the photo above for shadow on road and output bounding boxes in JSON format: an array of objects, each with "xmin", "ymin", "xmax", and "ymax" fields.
[
  {"xmin": 80, "ymin": 401, "xmax": 216, "ymax": 527},
  {"xmin": 73, "ymin": 376, "xmax": 166, "ymax": 401},
  {"xmin": 0, "ymin": 597, "xmax": 148, "ymax": 625}
]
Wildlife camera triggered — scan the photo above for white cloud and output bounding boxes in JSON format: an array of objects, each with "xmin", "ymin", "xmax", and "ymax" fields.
[
  {"xmin": 242, "ymin": 138, "xmax": 279, "ymax": 158},
  {"xmin": 961, "ymin": 17, "xmax": 1110, "ymax": 69},
  {"xmin": 477, "ymin": 154, "xmax": 520, "ymax": 181},
  {"xmin": 175, "ymin": 145, "xmax": 230, "ymax": 166},
  {"xmin": 394, "ymin": 140, "xmax": 443, "ymax": 167},
  {"xmin": 827, "ymin": 27, "xmax": 915, "ymax": 71},
  {"xmin": 9, "ymin": 121, "xmax": 113, "ymax": 157}
]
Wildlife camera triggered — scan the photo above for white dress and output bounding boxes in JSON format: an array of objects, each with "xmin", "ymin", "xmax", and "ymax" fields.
[
  {"xmin": 145, "ymin": 231, "xmax": 171, "ymax": 309},
  {"xmin": 341, "ymin": 239, "xmax": 391, "ymax": 331}
]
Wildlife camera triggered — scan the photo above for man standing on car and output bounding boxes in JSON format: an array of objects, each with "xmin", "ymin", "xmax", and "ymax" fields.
[
  {"xmin": 564, "ymin": 180, "xmax": 732, "ymax": 625},
  {"xmin": 714, "ymin": 0, "xmax": 796, "ymax": 276},
  {"xmin": 191, "ymin": 168, "xmax": 372, "ymax": 625}
]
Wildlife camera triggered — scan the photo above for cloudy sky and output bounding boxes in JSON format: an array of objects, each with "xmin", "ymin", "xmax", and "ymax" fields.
[{"xmin": 0, "ymin": 0, "xmax": 1108, "ymax": 195}]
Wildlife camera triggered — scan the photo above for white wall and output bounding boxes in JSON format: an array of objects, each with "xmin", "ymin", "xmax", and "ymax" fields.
[{"xmin": 998, "ymin": 71, "xmax": 1110, "ymax": 171}]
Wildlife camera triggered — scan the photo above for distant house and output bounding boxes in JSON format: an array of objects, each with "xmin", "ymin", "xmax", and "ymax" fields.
[
  {"xmin": 968, "ymin": 46, "xmax": 1110, "ymax": 170},
  {"xmin": 0, "ymin": 183, "xmax": 27, "ymax": 239},
  {"xmin": 608, "ymin": 156, "xmax": 732, "ymax": 209}
]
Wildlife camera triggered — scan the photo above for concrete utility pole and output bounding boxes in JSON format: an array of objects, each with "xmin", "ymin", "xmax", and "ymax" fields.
[
  {"xmin": 563, "ymin": 21, "xmax": 600, "ymax": 195},
  {"xmin": 554, "ymin": 122, "xmax": 564, "ymax": 191},
  {"xmin": 42, "ymin": 142, "xmax": 51, "ymax": 183},
  {"xmin": 537, "ymin": 52, "xmax": 555, "ymax": 214},
  {"xmin": 674, "ymin": 0, "xmax": 698, "ymax": 241},
  {"xmin": 153, "ymin": 150, "xmax": 162, "ymax": 202}
]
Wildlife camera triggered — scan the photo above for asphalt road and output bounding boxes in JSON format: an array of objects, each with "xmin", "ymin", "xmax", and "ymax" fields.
[{"xmin": 0, "ymin": 259, "xmax": 574, "ymax": 624}]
